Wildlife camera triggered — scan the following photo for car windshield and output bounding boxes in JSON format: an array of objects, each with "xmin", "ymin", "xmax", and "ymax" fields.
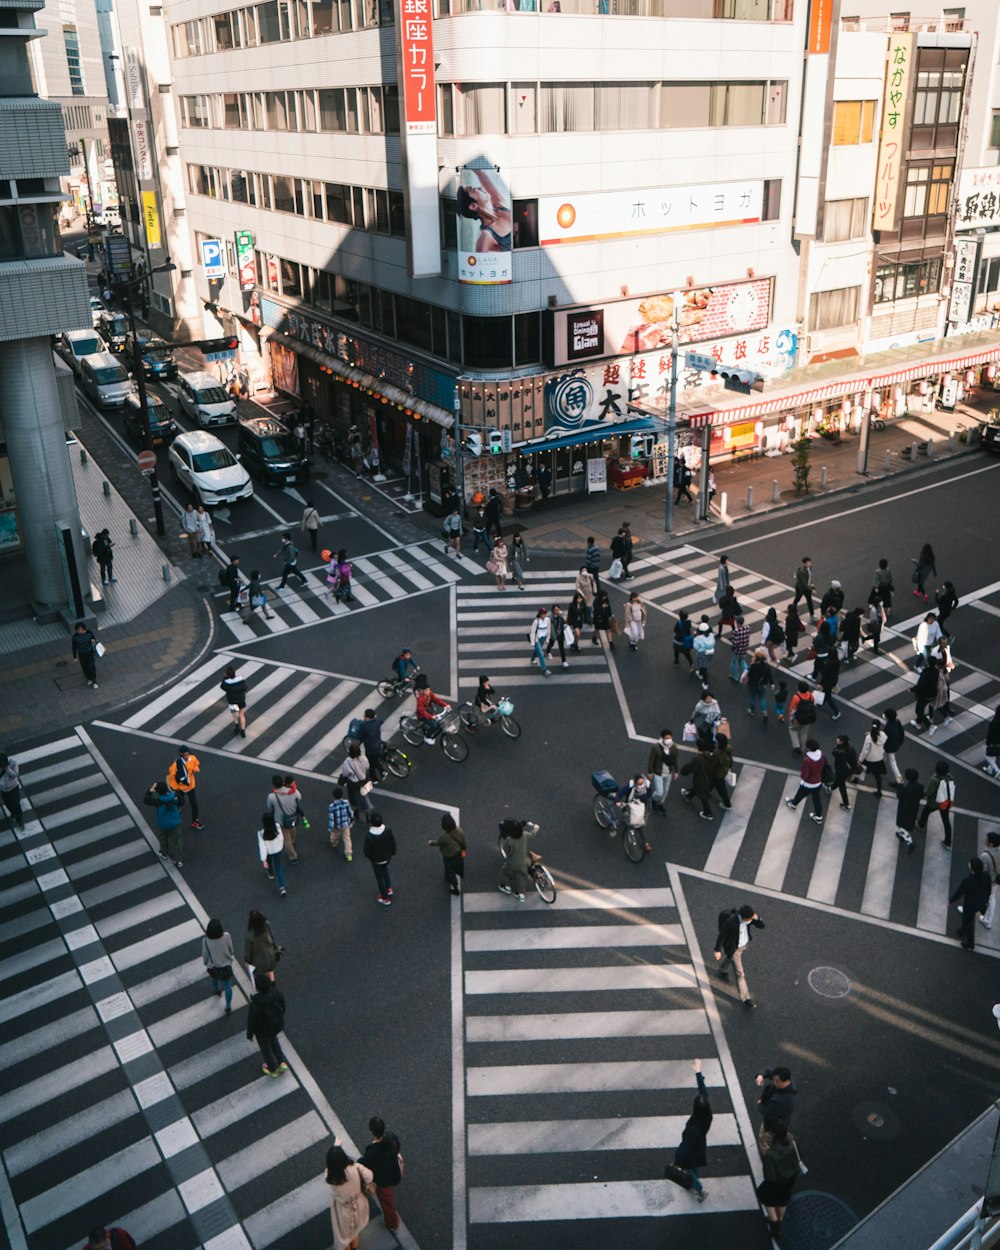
[
  {"xmin": 192, "ymin": 448, "xmax": 237, "ymax": 472},
  {"xmin": 196, "ymin": 386, "xmax": 230, "ymax": 405},
  {"xmin": 94, "ymin": 365, "xmax": 128, "ymax": 384},
  {"xmin": 260, "ymin": 435, "xmax": 297, "ymax": 457},
  {"xmin": 73, "ymin": 336, "xmax": 100, "ymax": 355},
  {"xmin": 144, "ymin": 345, "xmax": 173, "ymax": 361},
  {"xmin": 105, "ymin": 317, "xmax": 127, "ymax": 336},
  {"xmin": 141, "ymin": 400, "xmax": 167, "ymax": 419}
]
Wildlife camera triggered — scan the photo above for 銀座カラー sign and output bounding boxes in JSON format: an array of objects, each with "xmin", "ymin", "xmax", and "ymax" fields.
[
  {"xmin": 873, "ymin": 32, "xmax": 914, "ymax": 231},
  {"xmin": 399, "ymin": 0, "xmax": 435, "ymax": 135}
]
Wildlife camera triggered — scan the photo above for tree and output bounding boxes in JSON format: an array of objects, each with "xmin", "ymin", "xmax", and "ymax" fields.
[{"xmin": 791, "ymin": 435, "xmax": 812, "ymax": 496}]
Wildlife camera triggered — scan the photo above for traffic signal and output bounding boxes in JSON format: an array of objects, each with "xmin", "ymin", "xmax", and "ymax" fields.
[
  {"xmin": 629, "ymin": 434, "xmax": 652, "ymax": 459},
  {"xmin": 462, "ymin": 431, "xmax": 483, "ymax": 457},
  {"xmin": 192, "ymin": 337, "xmax": 239, "ymax": 352},
  {"xmin": 487, "ymin": 429, "xmax": 504, "ymax": 455}
]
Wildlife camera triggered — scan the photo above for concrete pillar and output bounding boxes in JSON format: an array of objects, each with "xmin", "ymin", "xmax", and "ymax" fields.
[{"xmin": 0, "ymin": 338, "xmax": 84, "ymax": 609}]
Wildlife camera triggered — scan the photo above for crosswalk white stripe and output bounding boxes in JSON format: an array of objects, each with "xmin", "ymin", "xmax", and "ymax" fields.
[
  {"xmin": 458, "ymin": 657, "xmax": 605, "ymax": 670},
  {"xmin": 463, "ymin": 886, "xmax": 674, "ymax": 913},
  {"xmin": 273, "ymin": 586, "xmax": 321, "ymax": 623},
  {"xmin": 854, "ymin": 675, "xmax": 913, "ymax": 709},
  {"xmin": 122, "ymin": 658, "xmax": 232, "ymax": 729},
  {"xmin": 416, "ymin": 546, "xmax": 462, "ymax": 582},
  {"xmin": 41, "ymin": 793, "xmax": 120, "ymax": 829},
  {"xmin": 861, "ymin": 801, "xmax": 904, "ymax": 918},
  {"xmin": 806, "ymin": 801, "xmax": 854, "ymax": 904},
  {"xmin": 111, "ymin": 919, "xmax": 204, "ymax": 972},
  {"xmin": 16, "ymin": 736, "xmax": 82, "ymax": 764},
  {"xmin": 379, "ymin": 549, "xmax": 437, "ymax": 590},
  {"xmin": 217, "ymin": 1111, "xmax": 327, "ymax": 1192},
  {"xmin": 469, "ymin": 1175, "xmax": 758, "ymax": 1222},
  {"xmin": 0, "ymin": 908, "xmax": 51, "ymax": 945},
  {"xmin": 170, "ymin": 1034, "xmax": 258, "ymax": 1090},
  {"xmin": 129, "ymin": 958, "xmax": 214, "ymax": 1007},
  {"xmin": 68, "ymin": 839, "xmax": 149, "ymax": 881},
  {"xmin": 72, "ymin": 1191, "xmax": 188, "ymax": 1250},
  {"xmin": 460, "ymin": 672, "xmax": 612, "ymax": 687},
  {"xmin": 192, "ymin": 1071, "xmax": 297, "ymax": 1138},
  {"xmin": 5, "ymin": 1088, "xmax": 137, "ymax": 1176},
  {"xmin": 80, "ymin": 864, "xmax": 164, "ymax": 908},
  {"xmin": 242, "ymin": 1175, "xmax": 329, "ymax": 1250},
  {"xmin": 754, "ymin": 777, "xmax": 804, "ymax": 890},
  {"xmin": 226, "ymin": 670, "xmax": 326, "ymax": 754},
  {"xmin": 263, "ymin": 677, "xmax": 359, "ymax": 762},
  {"xmin": 0, "ymin": 880, "xmax": 39, "ymax": 912},
  {"xmin": 0, "ymin": 939, "xmax": 68, "ymax": 982},
  {"xmin": 351, "ymin": 556, "xmax": 409, "ymax": 598},
  {"xmin": 464, "ymin": 923, "xmax": 684, "ymax": 951},
  {"xmin": 458, "ymin": 624, "xmax": 543, "ymax": 637},
  {"xmin": 219, "ymin": 609, "xmax": 256, "ymax": 643},
  {"xmin": 21, "ymin": 1138, "xmax": 162, "ymax": 1233},
  {"xmin": 917, "ymin": 841, "xmax": 953, "ymax": 934},
  {"xmin": 468, "ymin": 1113, "xmax": 740, "ymax": 1156},
  {"xmin": 0, "ymin": 1006, "xmax": 96, "ymax": 1071},
  {"xmin": 156, "ymin": 660, "xmax": 271, "ymax": 739},
  {"xmin": 522, "ymin": 569, "xmax": 580, "ymax": 579},
  {"xmin": 27, "ymin": 778, "xmax": 102, "ymax": 807},
  {"xmin": 467, "ymin": 1057, "xmax": 723, "ymax": 1097},
  {"xmin": 465, "ymin": 1009, "xmax": 708, "ymax": 1042},
  {"xmin": 292, "ymin": 682, "xmax": 365, "ymax": 770},
  {"xmin": 147, "ymin": 997, "xmax": 243, "ymax": 1049},
  {"xmin": 96, "ymin": 893, "xmax": 185, "ymax": 939},
  {"xmin": 703, "ymin": 765, "xmax": 766, "ymax": 879},
  {"xmin": 0, "ymin": 1047, "xmax": 117, "ymax": 1124},
  {"xmin": 21, "ymin": 756, "xmax": 92, "ymax": 785},
  {"xmin": 459, "ymin": 583, "xmax": 574, "ymax": 596},
  {"xmin": 465, "ymin": 964, "xmax": 696, "ymax": 994},
  {"xmin": 1, "ymin": 970, "xmax": 81, "ymax": 1023}
]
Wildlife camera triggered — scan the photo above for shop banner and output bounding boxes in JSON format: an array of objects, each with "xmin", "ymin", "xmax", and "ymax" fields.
[
  {"xmin": 956, "ymin": 167, "xmax": 1000, "ymax": 230},
  {"xmin": 142, "ymin": 191, "xmax": 161, "ymax": 248},
  {"xmin": 235, "ymin": 230, "xmax": 256, "ymax": 289},
  {"xmin": 457, "ymin": 168, "xmax": 512, "ymax": 285},
  {"xmin": 133, "ymin": 119, "xmax": 153, "ymax": 182},
  {"xmin": 873, "ymin": 32, "xmax": 914, "ymax": 232},
  {"xmin": 949, "ymin": 238, "xmax": 977, "ymax": 324},
  {"xmin": 398, "ymin": 0, "xmax": 435, "ymax": 135}
]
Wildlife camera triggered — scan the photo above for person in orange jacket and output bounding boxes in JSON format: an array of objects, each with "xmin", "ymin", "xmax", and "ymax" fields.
[{"xmin": 167, "ymin": 745, "xmax": 202, "ymax": 829}]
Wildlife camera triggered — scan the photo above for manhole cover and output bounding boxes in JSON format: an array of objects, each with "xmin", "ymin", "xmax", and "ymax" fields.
[
  {"xmin": 784, "ymin": 1191, "xmax": 858, "ymax": 1249},
  {"xmin": 852, "ymin": 1101, "xmax": 901, "ymax": 1142},
  {"xmin": 807, "ymin": 966, "xmax": 852, "ymax": 999}
]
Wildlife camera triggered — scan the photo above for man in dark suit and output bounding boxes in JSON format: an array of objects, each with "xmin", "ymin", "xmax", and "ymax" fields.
[{"xmin": 712, "ymin": 904, "xmax": 766, "ymax": 1010}]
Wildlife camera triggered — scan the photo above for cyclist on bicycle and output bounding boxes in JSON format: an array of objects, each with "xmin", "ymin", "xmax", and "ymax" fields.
[
  {"xmin": 356, "ymin": 708, "xmax": 385, "ymax": 781},
  {"xmin": 615, "ymin": 772, "xmax": 653, "ymax": 855},
  {"xmin": 498, "ymin": 818, "xmax": 535, "ymax": 902},
  {"xmin": 392, "ymin": 647, "xmax": 418, "ymax": 683},
  {"xmin": 414, "ymin": 674, "xmax": 450, "ymax": 743},
  {"xmin": 473, "ymin": 674, "xmax": 498, "ymax": 728}
]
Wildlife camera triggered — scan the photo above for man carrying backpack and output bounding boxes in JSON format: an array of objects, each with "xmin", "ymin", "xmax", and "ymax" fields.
[
  {"xmin": 787, "ymin": 683, "xmax": 817, "ymax": 755},
  {"xmin": 713, "ymin": 905, "xmax": 765, "ymax": 1010}
]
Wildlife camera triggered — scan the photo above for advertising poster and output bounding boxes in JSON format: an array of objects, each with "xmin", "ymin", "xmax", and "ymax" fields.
[
  {"xmin": 457, "ymin": 168, "xmax": 512, "ymax": 285},
  {"xmin": 269, "ymin": 341, "xmax": 300, "ymax": 398},
  {"xmin": 142, "ymin": 191, "xmax": 161, "ymax": 248},
  {"xmin": 956, "ymin": 167, "xmax": 1000, "ymax": 229},
  {"xmin": 873, "ymin": 32, "xmax": 914, "ymax": 231}
]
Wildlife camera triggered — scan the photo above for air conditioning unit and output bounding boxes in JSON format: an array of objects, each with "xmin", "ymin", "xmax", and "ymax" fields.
[{"xmin": 805, "ymin": 333, "xmax": 826, "ymax": 354}]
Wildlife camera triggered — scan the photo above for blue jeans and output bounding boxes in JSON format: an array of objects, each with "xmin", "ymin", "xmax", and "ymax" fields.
[
  {"xmin": 373, "ymin": 860, "xmax": 392, "ymax": 898},
  {"xmin": 730, "ymin": 652, "xmax": 748, "ymax": 682},
  {"xmin": 533, "ymin": 640, "xmax": 549, "ymax": 672},
  {"xmin": 210, "ymin": 972, "xmax": 233, "ymax": 1009},
  {"xmin": 473, "ymin": 528, "xmax": 489, "ymax": 552},
  {"xmin": 267, "ymin": 850, "xmax": 286, "ymax": 889},
  {"xmin": 747, "ymin": 687, "xmax": 768, "ymax": 716}
]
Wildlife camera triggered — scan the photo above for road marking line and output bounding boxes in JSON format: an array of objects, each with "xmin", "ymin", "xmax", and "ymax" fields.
[
  {"xmin": 468, "ymin": 1175, "xmax": 758, "ymax": 1222},
  {"xmin": 465, "ymin": 1009, "xmax": 708, "ymax": 1043},
  {"xmin": 464, "ymin": 923, "xmax": 684, "ymax": 951},
  {"xmin": 467, "ymin": 1114, "xmax": 739, "ymax": 1156}
]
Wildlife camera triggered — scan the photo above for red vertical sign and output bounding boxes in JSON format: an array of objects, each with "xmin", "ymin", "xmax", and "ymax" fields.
[{"xmin": 401, "ymin": 0, "xmax": 436, "ymax": 135}]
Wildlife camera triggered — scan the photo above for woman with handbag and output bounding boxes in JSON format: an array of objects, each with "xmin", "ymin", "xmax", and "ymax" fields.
[
  {"xmin": 566, "ymin": 591, "xmax": 587, "ymax": 654},
  {"xmin": 756, "ymin": 1124, "xmax": 802, "ymax": 1239},
  {"xmin": 592, "ymin": 589, "xmax": 615, "ymax": 650},
  {"xmin": 325, "ymin": 1143, "xmax": 374, "ymax": 1250},
  {"xmin": 509, "ymin": 533, "xmax": 529, "ymax": 589},
  {"xmin": 856, "ymin": 722, "xmax": 888, "ymax": 797},
  {"xmin": 202, "ymin": 918, "xmax": 235, "ymax": 1014},
  {"xmin": 340, "ymin": 743, "xmax": 373, "ymax": 821},
  {"xmin": 489, "ymin": 536, "xmax": 509, "ymax": 591},
  {"xmin": 666, "ymin": 1058, "xmax": 713, "ymax": 1201},
  {"xmin": 257, "ymin": 812, "xmax": 287, "ymax": 898},
  {"xmin": 244, "ymin": 908, "xmax": 281, "ymax": 983},
  {"xmin": 624, "ymin": 591, "xmax": 647, "ymax": 652}
]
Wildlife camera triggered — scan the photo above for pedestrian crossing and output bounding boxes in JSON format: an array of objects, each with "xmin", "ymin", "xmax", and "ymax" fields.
[
  {"xmin": 457, "ymin": 568, "xmax": 612, "ymax": 690},
  {"xmin": 0, "ymin": 732, "xmax": 394, "ymax": 1250},
  {"xmin": 216, "ymin": 540, "xmax": 478, "ymax": 642},
  {"xmin": 114, "ymin": 655, "xmax": 411, "ymax": 775},
  {"xmin": 613, "ymin": 547, "xmax": 1000, "ymax": 775},
  {"xmin": 461, "ymin": 884, "xmax": 759, "ymax": 1238}
]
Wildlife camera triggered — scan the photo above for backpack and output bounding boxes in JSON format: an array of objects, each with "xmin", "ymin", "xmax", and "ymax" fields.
[
  {"xmin": 936, "ymin": 778, "xmax": 955, "ymax": 808},
  {"xmin": 769, "ymin": 623, "xmax": 785, "ymax": 645},
  {"xmin": 794, "ymin": 696, "xmax": 816, "ymax": 725},
  {"xmin": 91, "ymin": 538, "xmax": 100, "ymax": 557}
]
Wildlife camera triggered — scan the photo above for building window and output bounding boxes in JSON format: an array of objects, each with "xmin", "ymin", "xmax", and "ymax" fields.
[
  {"xmin": 661, "ymin": 84, "xmax": 712, "ymax": 128},
  {"xmin": 822, "ymin": 197, "xmax": 869, "ymax": 242},
  {"xmin": 832, "ymin": 100, "xmax": 876, "ymax": 145},
  {"xmin": 596, "ymin": 82, "xmax": 656, "ymax": 131},
  {"xmin": 182, "ymin": 95, "xmax": 212, "ymax": 128},
  {"xmin": 63, "ymin": 25, "xmax": 84, "ymax": 95},
  {"xmin": 809, "ymin": 286, "xmax": 861, "ymax": 330},
  {"xmin": 913, "ymin": 68, "xmax": 964, "ymax": 126},
  {"xmin": 890, "ymin": 12, "xmax": 910, "ymax": 30},
  {"xmin": 512, "ymin": 199, "xmax": 538, "ymax": 248},
  {"xmin": 326, "ymin": 183, "xmax": 351, "ymax": 224},
  {"xmin": 515, "ymin": 311, "xmax": 540, "ymax": 365},
  {"xmin": 902, "ymin": 162, "xmax": 952, "ymax": 218},
  {"xmin": 539, "ymin": 84, "xmax": 596, "ymax": 133},
  {"xmin": 464, "ymin": 316, "xmax": 512, "ymax": 370},
  {"xmin": 992, "ymin": 110, "xmax": 1000, "ymax": 148},
  {"xmin": 873, "ymin": 257, "xmax": 942, "ymax": 303},
  {"xmin": 762, "ymin": 179, "xmax": 782, "ymax": 221}
]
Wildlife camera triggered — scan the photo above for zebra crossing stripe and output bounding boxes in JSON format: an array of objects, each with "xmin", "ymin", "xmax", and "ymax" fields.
[
  {"xmin": 704, "ymin": 765, "xmax": 766, "ymax": 879},
  {"xmin": 465, "ymin": 963, "xmax": 696, "ymax": 994},
  {"xmin": 467, "ymin": 1057, "xmax": 724, "ymax": 1097},
  {"xmin": 262, "ymin": 677, "xmax": 361, "ymax": 761},
  {"xmin": 469, "ymin": 1175, "xmax": 758, "ymax": 1223},
  {"xmin": 468, "ymin": 1112, "xmax": 740, "ymax": 1155},
  {"xmin": 465, "ymin": 1009, "xmax": 708, "ymax": 1042},
  {"xmin": 807, "ymin": 801, "xmax": 854, "ymax": 905},
  {"xmin": 122, "ymin": 657, "xmax": 233, "ymax": 729},
  {"xmin": 861, "ymin": 801, "xmax": 903, "ymax": 919},
  {"xmin": 754, "ymin": 778, "xmax": 803, "ymax": 890},
  {"xmin": 464, "ymin": 923, "xmax": 684, "ymax": 951}
]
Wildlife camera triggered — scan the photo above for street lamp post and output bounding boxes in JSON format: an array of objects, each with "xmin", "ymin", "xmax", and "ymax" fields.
[{"xmin": 113, "ymin": 259, "xmax": 176, "ymax": 537}]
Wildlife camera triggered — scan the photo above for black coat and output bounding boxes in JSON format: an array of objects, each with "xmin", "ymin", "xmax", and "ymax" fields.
[
  {"xmin": 360, "ymin": 1134, "xmax": 402, "ymax": 1187},
  {"xmin": 950, "ymin": 872, "xmax": 991, "ymax": 914},
  {"xmin": 833, "ymin": 744, "xmax": 858, "ymax": 780},
  {"xmin": 914, "ymin": 665, "xmax": 939, "ymax": 702},
  {"xmin": 714, "ymin": 911, "xmax": 765, "ymax": 959},
  {"xmin": 894, "ymin": 778, "xmax": 923, "ymax": 828},
  {"xmin": 884, "ymin": 718, "xmax": 905, "ymax": 753},
  {"xmin": 247, "ymin": 985, "xmax": 285, "ymax": 1041}
]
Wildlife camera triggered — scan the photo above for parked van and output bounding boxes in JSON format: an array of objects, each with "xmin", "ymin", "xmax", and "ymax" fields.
[
  {"xmin": 80, "ymin": 352, "xmax": 136, "ymax": 409},
  {"xmin": 177, "ymin": 371, "xmax": 237, "ymax": 427}
]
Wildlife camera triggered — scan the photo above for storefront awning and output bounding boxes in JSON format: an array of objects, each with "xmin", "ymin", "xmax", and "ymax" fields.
[
  {"xmin": 266, "ymin": 330, "xmax": 454, "ymax": 430},
  {"xmin": 522, "ymin": 417, "xmax": 658, "ymax": 452}
]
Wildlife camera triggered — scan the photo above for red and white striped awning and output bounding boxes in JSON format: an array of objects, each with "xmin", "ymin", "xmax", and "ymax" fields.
[{"xmin": 682, "ymin": 342, "xmax": 1000, "ymax": 430}]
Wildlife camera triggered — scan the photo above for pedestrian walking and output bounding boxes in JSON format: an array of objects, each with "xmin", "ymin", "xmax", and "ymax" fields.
[
  {"xmin": 716, "ymin": 586, "xmax": 741, "ymax": 639},
  {"xmin": 442, "ymin": 506, "xmax": 462, "ymax": 557},
  {"xmin": 818, "ymin": 649, "xmax": 842, "ymax": 720},
  {"xmin": 222, "ymin": 556, "xmax": 242, "ymax": 612},
  {"xmin": 784, "ymin": 603, "xmax": 805, "ymax": 662},
  {"xmin": 756, "ymin": 1066, "xmax": 797, "ymax": 1139},
  {"xmin": 810, "ymin": 615, "xmax": 835, "ymax": 681},
  {"xmin": 610, "ymin": 524, "xmax": 635, "ymax": 580},
  {"xmin": 911, "ymin": 658, "xmax": 940, "ymax": 731},
  {"xmin": 619, "ymin": 521, "xmax": 636, "ymax": 577},
  {"xmin": 761, "ymin": 608, "xmax": 785, "ymax": 665},
  {"xmin": 624, "ymin": 591, "xmax": 647, "ymax": 651},
  {"xmin": 928, "ymin": 656, "xmax": 954, "ymax": 735},
  {"xmin": 911, "ymin": 542, "xmax": 937, "ymax": 603},
  {"xmin": 510, "ymin": 533, "xmax": 529, "ymax": 588},
  {"xmin": 950, "ymin": 858, "xmax": 991, "ymax": 951},
  {"xmin": 709, "ymin": 733, "xmax": 733, "ymax": 810},
  {"xmin": 856, "ymin": 722, "xmax": 888, "ymax": 797},
  {"xmin": 247, "ymin": 970, "xmax": 288, "ymax": 1077},
  {"xmin": 574, "ymin": 565, "xmax": 597, "ymax": 622},
  {"xmin": 977, "ymin": 832, "xmax": 1000, "ymax": 930},
  {"xmin": 0, "ymin": 753, "xmax": 24, "ymax": 833},
  {"xmin": 667, "ymin": 1059, "xmax": 713, "ymax": 1201},
  {"xmin": 92, "ymin": 529, "xmax": 117, "ymax": 586},
  {"xmin": 567, "ymin": 590, "xmax": 587, "ymax": 653},
  {"xmin": 592, "ymin": 589, "xmax": 616, "ymax": 650},
  {"xmin": 488, "ymin": 536, "xmax": 509, "ymax": 590},
  {"xmin": 841, "ymin": 606, "xmax": 863, "ymax": 662},
  {"xmin": 584, "ymin": 536, "xmax": 602, "ymax": 591},
  {"xmin": 647, "ymin": 729, "xmax": 678, "ymax": 813},
  {"xmin": 873, "ymin": 558, "xmax": 894, "ymax": 615},
  {"xmin": 690, "ymin": 690, "xmax": 723, "ymax": 748},
  {"xmin": 917, "ymin": 759, "xmax": 956, "ymax": 847},
  {"xmin": 364, "ymin": 812, "xmax": 397, "ymax": 905},
  {"xmin": 729, "ymin": 615, "xmax": 751, "ymax": 682},
  {"xmin": 792, "ymin": 556, "xmax": 816, "ymax": 620},
  {"xmin": 167, "ymin": 745, "xmax": 202, "ymax": 828},
  {"xmin": 275, "ymin": 534, "xmax": 307, "ymax": 589},
  {"xmin": 340, "ymin": 743, "xmax": 373, "ymax": 820},
  {"xmin": 914, "ymin": 613, "xmax": 943, "ymax": 669},
  {"xmin": 681, "ymin": 741, "xmax": 716, "ymax": 821},
  {"xmin": 181, "ymin": 503, "xmax": 202, "ymax": 557},
  {"xmin": 756, "ymin": 1125, "xmax": 801, "ymax": 1240},
  {"xmin": 773, "ymin": 680, "xmax": 789, "ymax": 722},
  {"xmin": 786, "ymin": 739, "xmax": 826, "ymax": 824},
  {"xmin": 300, "ymin": 500, "xmax": 321, "ymax": 551},
  {"xmin": 673, "ymin": 610, "xmax": 694, "ymax": 668},
  {"xmin": 527, "ymin": 606, "xmax": 552, "ymax": 675},
  {"xmin": 673, "ymin": 456, "xmax": 693, "ymax": 503},
  {"xmin": 483, "ymin": 487, "xmax": 503, "ymax": 539},
  {"xmin": 197, "ymin": 504, "xmax": 215, "ymax": 553},
  {"xmin": 268, "ymin": 774, "xmax": 307, "ymax": 864},
  {"xmin": 745, "ymin": 647, "xmax": 772, "ymax": 720},
  {"xmin": 984, "ymin": 707, "xmax": 1000, "ymax": 779},
  {"xmin": 355, "ymin": 709, "xmax": 385, "ymax": 781},
  {"xmin": 471, "ymin": 505, "xmax": 489, "ymax": 554},
  {"xmin": 327, "ymin": 786, "xmax": 354, "ymax": 860},
  {"xmin": 713, "ymin": 904, "xmax": 765, "ymax": 1007},
  {"xmin": 72, "ymin": 621, "xmax": 100, "ymax": 687},
  {"xmin": 498, "ymin": 818, "xmax": 534, "ymax": 900},
  {"xmin": 145, "ymin": 780, "xmax": 183, "ymax": 867},
  {"xmin": 713, "ymin": 554, "xmax": 731, "ymax": 605},
  {"xmin": 935, "ymin": 580, "xmax": 959, "ymax": 634},
  {"xmin": 257, "ymin": 810, "xmax": 287, "ymax": 897},
  {"xmin": 244, "ymin": 908, "xmax": 280, "ymax": 982},
  {"xmin": 692, "ymin": 621, "xmax": 715, "ymax": 688},
  {"xmin": 819, "ymin": 580, "xmax": 844, "ymax": 617},
  {"xmin": 893, "ymin": 767, "xmax": 923, "ymax": 850},
  {"xmin": 202, "ymin": 917, "xmax": 235, "ymax": 1014},
  {"xmin": 245, "ymin": 570, "xmax": 276, "ymax": 621},
  {"xmin": 864, "ymin": 590, "xmax": 886, "ymax": 654},
  {"xmin": 220, "ymin": 665, "xmax": 248, "ymax": 737},
  {"xmin": 325, "ymin": 1143, "xmax": 374, "ymax": 1250},
  {"xmin": 359, "ymin": 1118, "xmax": 403, "ymax": 1232},
  {"xmin": 832, "ymin": 735, "xmax": 859, "ymax": 810},
  {"xmin": 537, "ymin": 461, "xmax": 551, "ymax": 504},
  {"xmin": 546, "ymin": 603, "xmax": 571, "ymax": 668},
  {"xmin": 787, "ymin": 683, "xmax": 817, "ymax": 754},
  {"xmin": 81, "ymin": 1226, "xmax": 137, "ymax": 1250},
  {"xmin": 428, "ymin": 812, "xmax": 466, "ymax": 895}
]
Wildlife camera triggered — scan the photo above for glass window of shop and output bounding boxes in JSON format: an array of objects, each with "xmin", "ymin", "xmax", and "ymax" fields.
[{"xmin": 464, "ymin": 316, "xmax": 512, "ymax": 370}]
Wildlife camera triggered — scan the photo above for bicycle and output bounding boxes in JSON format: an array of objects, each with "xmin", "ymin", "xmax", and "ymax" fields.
[
  {"xmin": 458, "ymin": 696, "xmax": 521, "ymax": 739},
  {"xmin": 377, "ymin": 668, "xmax": 421, "ymax": 699},
  {"xmin": 339, "ymin": 732, "xmax": 412, "ymax": 780},
  {"xmin": 592, "ymin": 770, "xmax": 646, "ymax": 863},
  {"xmin": 497, "ymin": 820, "xmax": 556, "ymax": 903},
  {"xmin": 400, "ymin": 709, "xmax": 469, "ymax": 762}
]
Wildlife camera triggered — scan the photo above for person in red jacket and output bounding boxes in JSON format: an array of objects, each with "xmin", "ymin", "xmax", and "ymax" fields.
[
  {"xmin": 83, "ymin": 1228, "xmax": 136, "ymax": 1250},
  {"xmin": 414, "ymin": 674, "xmax": 450, "ymax": 743},
  {"xmin": 785, "ymin": 738, "xmax": 826, "ymax": 824}
]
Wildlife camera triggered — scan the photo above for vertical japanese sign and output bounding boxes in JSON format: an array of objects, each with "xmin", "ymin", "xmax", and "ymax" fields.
[
  {"xmin": 457, "ymin": 168, "xmax": 512, "ymax": 285},
  {"xmin": 948, "ymin": 237, "xmax": 978, "ymax": 324},
  {"xmin": 807, "ymin": 0, "xmax": 833, "ymax": 55},
  {"xmin": 133, "ymin": 119, "xmax": 153, "ymax": 181},
  {"xmin": 235, "ymin": 230, "xmax": 256, "ymax": 289},
  {"xmin": 142, "ymin": 191, "xmax": 161, "ymax": 248},
  {"xmin": 873, "ymin": 32, "xmax": 914, "ymax": 232},
  {"xmin": 400, "ymin": 0, "xmax": 435, "ymax": 134}
]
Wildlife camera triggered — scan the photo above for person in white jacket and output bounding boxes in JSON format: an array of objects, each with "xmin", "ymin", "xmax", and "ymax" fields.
[
  {"xmin": 692, "ymin": 622, "xmax": 716, "ymax": 689},
  {"xmin": 624, "ymin": 592, "xmax": 647, "ymax": 652},
  {"xmin": 856, "ymin": 723, "xmax": 888, "ymax": 797},
  {"xmin": 257, "ymin": 811, "xmax": 286, "ymax": 897},
  {"xmin": 914, "ymin": 614, "xmax": 942, "ymax": 668}
]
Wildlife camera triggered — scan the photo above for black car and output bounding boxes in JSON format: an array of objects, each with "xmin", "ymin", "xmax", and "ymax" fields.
[
  {"xmin": 979, "ymin": 421, "xmax": 1000, "ymax": 454},
  {"xmin": 97, "ymin": 312, "xmax": 128, "ymax": 353},
  {"xmin": 123, "ymin": 392, "xmax": 177, "ymax": 446},
  {"xmin": 125, "ymin": 333, "xmax": 177, "ymax": 381},
  {"xmin": 237, "ymin": 417, "xmax": 310, "ymax": 487}
]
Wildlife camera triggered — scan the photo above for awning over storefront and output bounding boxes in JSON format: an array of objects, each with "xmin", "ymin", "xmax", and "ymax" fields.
[
  {"xmin": 522, "ymin": 417, "xmax": 657, "ymax": 452},
  {"xmin": 634, "ymin": 331, "xmax": 1000, "ymax": 431},
  {"xmin": 265, "ymin": 330, "xmax": 454, "ymax": 430}
]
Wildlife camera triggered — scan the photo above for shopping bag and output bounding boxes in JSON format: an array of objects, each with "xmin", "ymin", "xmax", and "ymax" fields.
[
  {"xmin": 609, "ymin": 557, "xmax": 624, "ymax": 580},
  {"xmin": 682, "ymin": 721, "xmax": 697, "ymax": 742}
]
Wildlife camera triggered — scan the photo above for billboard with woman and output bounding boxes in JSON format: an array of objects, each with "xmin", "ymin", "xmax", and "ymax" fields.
[{"xmin": 457, "ymin": 168, "xmax": 512, "ymax": 285}]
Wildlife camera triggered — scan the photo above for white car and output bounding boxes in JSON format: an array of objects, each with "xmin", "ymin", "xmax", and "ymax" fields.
[
  {"xmin": 177, "ymin": 371, "xmax": 237, "ymax": 427},
  {"xmin": 56, "ymin": 328, "xmax": 103, "ymax": 377},
  {"xmin": 89, "ymin": 295, "xmax": 107, "ymax": 327},
  {"xmin": 168, "ymin": 429, "xmax": 253, "ymax": 507}
]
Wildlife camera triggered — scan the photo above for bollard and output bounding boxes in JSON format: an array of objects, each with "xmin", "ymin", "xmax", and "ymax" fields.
[
  {"xmin": 102, "ymin": 480, "xmax": 111, "ymax": 498},
  {"xmin": 162, "ymin": 564, "xmax": 171, "ymax": 583},
  {"xmin": 720, "ymin": 490, "xmax": 728, "ymax": 519},
  {"xmin": 129, "ymin": 518, "xmax": 138, "ymax": 538},
  {"xmin": 926, "ymin": 438, "xmax": 935, "ymax": 459},
  {"xmin": 884, "ymin": 452, "xmax": 892, "ymax": 472},
  {"xmin": 772, "ymin": 479, "xmax": 780, "ymax": 503},
  {"xmin": 948, "ymin": 430, "xmax": 957, "ymax": 448},
  {"xmin": 746, "ymin": 485, "xmax": 754, "ymax": 511},
  {"xmin": 910, "ymin": 441, "xmax": 918, "ymax": 460},
  {"xmin": 821, "ymin": 466, "xmax": 828, "ymax": 489},
  {"xmin": 79, "ymin": 448, "xmax": 88, "ymax": 465}
]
